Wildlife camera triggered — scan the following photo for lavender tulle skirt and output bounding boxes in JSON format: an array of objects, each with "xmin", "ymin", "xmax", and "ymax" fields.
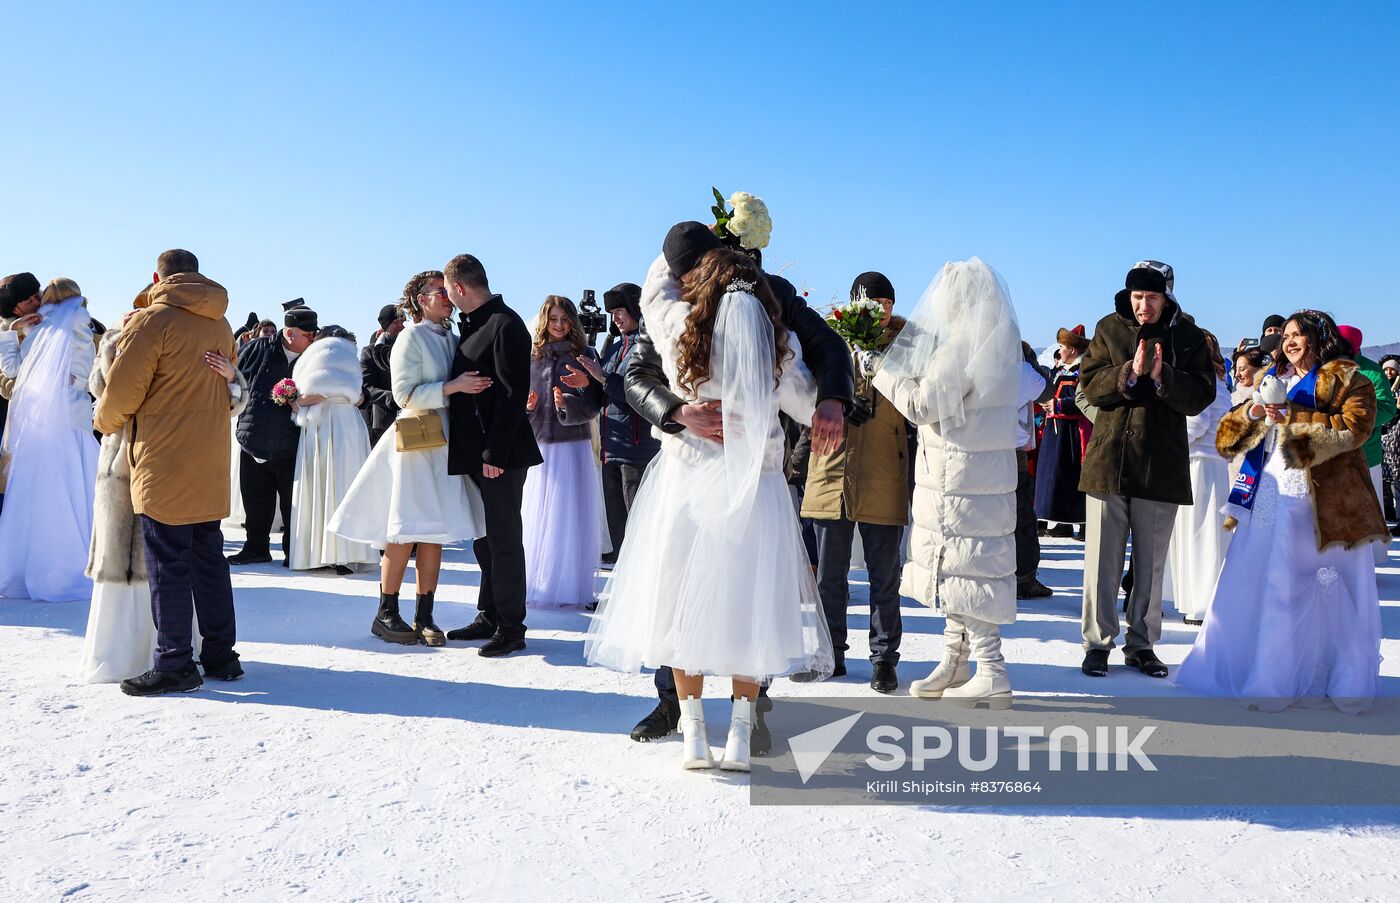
[{"xmin": 522, "ymin": 439, "xmax": 604, "ymax": 608}]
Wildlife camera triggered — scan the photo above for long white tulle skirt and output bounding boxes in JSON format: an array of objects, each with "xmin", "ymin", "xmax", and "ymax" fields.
[
  {"xmin": 0, "ymin": 422, "xmax": 97, "ymax": 602},
  {"xmin": 224, "ymin": 421, "xmax": 245, "ymax": 530},
  {"xmin": 327, "ymin": 411, "xmax": 485, "ymax": 547},
  {"xmin": 585, "ymin": 451, "xmax": 834, "ymax": 681},
  {"xmin": 1175, "ymin": 448, "xmax": 1382, "ymax": 713},
  {"xmin": 523, "ymin": 439, "xmax": 603, "ymax": 608},
  {"xmin": 1163, "ymin": 455, "xmax": 1232, "ymax": 622},
  {"xmin": 290, "ymin": 402, "xmax": 377, "ymax": 570},
  {"xmin": 80, "ymin": 582, "xmax": 201, "ymax": 683}
]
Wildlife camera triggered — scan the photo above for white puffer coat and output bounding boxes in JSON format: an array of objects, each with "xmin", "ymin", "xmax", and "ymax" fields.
[{"xmin": 874, "ymin": 359, "xmax": 1044, "ymax": 624}]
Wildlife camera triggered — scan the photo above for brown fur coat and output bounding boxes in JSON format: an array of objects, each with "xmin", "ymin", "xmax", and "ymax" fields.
[{"xmin": 1215, "ymin": 358, "xmax": 1387, "ymax": 552}]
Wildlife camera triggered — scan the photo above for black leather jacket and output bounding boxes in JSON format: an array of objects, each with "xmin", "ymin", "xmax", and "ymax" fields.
[{"xmin": 624, "ymin": 271, "xmax": 854, "ymax": 433}]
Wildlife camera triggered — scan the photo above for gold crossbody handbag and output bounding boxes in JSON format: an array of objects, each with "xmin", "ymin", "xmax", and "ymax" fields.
[{"xmin": 395, "ymin": 411, "xmax": 447, "ymax": 452}]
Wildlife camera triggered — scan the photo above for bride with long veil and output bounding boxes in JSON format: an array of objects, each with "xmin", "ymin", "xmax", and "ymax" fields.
[
  {"xmin": 585, "ymin": 247, "xmax": 833, "ymax": 772},
  {"xmin": 0, "ymin": 278, "xmax": 99, "ymax": 602}
]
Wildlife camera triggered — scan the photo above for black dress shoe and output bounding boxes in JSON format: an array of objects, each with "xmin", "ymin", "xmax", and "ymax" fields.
[
  {"xmin": 1081, "ymin": 649, "xmax": 1110, "ymax": 677},
  {"xmin": 870, "ymin": 661, "xmax": 898, "ymax": 694},
  {"xmin": 1047, "ymin": 523, "xmax": 1075, "ymax": 538},
  {"xmin": 226, "ymin": 548, "xmax": 272, "ymax": 565},
  {"xmin": 1125, "ymin": 649, "xmax": 1169, "ymax": 678},
  {"xmin": 630, "ymin": 699, "xmax": 680, "ymax": 742},
  {"xmin": 478, "ymin": 633, "xmax": 526, "ymax": 658},
  {"xmin": 200, "ymin": 656, "xmax": 244, "ymax": 681},
  {"xmin": 791, "ymin": 658, "xmax": 846, "ymax": 682},
  {"xmin": 1016, "ymin": 579, "xmax": 1054, "ymax": 599},
  {"xmin": 446, "ymin": 615, "xmax": 497, "ymax": 642},
  {"xmin": 120, "ymin": 664, "xmax": 203, "ymax": 696},
  {"xmin": 333, "ymin": 565, "xmax": 354, "ymax": 576},
  {"xmin": 752, "ymin": 706, "xmax": 772, "ymax": 756}
]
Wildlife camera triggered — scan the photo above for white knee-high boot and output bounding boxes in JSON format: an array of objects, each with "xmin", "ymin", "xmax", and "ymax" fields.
[
  {"xmin": 678, "ymin": 697, "xmax": 715, "ymax": 769},
  {"xmin": 910, "ymin": 614, "xmax": 972, "ymax": 698},
  {"xmin": 719, "ymin": 698, "xmax": 755, "ymax": 772},
  {"xmin": 940, "ymin": 616, "xmax": 1012, "ymax": 708}
]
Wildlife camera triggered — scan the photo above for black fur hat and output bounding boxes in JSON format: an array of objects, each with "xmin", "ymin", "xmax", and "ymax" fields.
[
  {"xmin": 663, "ymin": 221, "xmax": 723, "ymax": 280},
  {"xmin": 603, "ymin": 282, "xmax": 642, "ymax": 320},
  {"xmin": 850, "ymin": 271, "xmax": 895, "ymax": 303}
]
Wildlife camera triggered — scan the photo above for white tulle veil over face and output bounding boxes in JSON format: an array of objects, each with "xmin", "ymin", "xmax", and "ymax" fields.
[{"xmin": 876, "ymin": 257, "xmax": 1022, "ymax": 430}]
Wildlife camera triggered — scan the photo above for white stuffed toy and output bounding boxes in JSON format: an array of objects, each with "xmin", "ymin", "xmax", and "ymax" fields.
[{"xmin": 1253, "ymin": 374, "xmax": 1288, "ymax": 407}]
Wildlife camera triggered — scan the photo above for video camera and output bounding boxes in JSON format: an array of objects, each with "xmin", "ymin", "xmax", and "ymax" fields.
[{"xmin": 579, "ymin": 289, "xmax": 609, "ymax": 343}]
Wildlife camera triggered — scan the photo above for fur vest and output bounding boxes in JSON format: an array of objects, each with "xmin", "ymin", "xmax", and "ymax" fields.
[
  {"xmin": 87, "ymin": 328, "xmax": 250, "ymax": 584},
  {"xmin": 1215, "ymin": 359, "xmax": 1388, "ymax": 552},
  {"xmin": 291, "ymin": 337, "xmax": 363, "ymax": 428}
]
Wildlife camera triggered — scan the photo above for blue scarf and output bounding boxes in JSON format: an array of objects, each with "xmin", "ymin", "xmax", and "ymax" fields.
[{"xmin": 1227, "ymin": 365, "xmax": 1320, "ymax": 511}]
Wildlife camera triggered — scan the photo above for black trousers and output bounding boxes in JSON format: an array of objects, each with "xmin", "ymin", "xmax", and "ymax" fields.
[
  {"xmin": 1014, "ymin": 449, "xmax": 1041, "ymax": 583},
  {"xmin": 601, "ymin": 458, "xmax": 650, "ymax": 560},
  {"xmin": 814, "ymin": 517, "xmax": 904, "ymax": 664},
  {"xmin": 239, "ymin": 452, "xmax": 294, "ymax": 558},
  {"xmin": 142, "ymin": 516, "xmax": 236, "ymax": 672},
  {"xmin": 470, "ymin": 467, "xmax": 529, "ymax": 638}
]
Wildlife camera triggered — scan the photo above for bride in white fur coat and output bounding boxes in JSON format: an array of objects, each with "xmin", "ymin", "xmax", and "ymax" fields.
[{"xmin": 289, "ymin": 327, "xmax": 376, "ymax": 572}]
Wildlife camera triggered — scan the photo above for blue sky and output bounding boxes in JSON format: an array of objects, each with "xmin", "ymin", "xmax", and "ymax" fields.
[{"xmin": 4, "ymin": 1, "xmax": 1398, "ymax": 349}]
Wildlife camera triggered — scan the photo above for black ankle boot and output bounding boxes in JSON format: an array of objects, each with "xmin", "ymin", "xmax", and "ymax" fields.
[
  {"xmin": 372, "ymin": 589, "xmax": 417, "ymax": 645},
  {"xmin": 415, "ymin": 592, "xmax": 446, "ymax": 647}
]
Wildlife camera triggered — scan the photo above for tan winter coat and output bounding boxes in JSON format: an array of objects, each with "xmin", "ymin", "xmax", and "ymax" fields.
[
  {"xmin": 87, "ymin": 327, "xmax": 249, "ymax": 582},
  {"xmin": 802, "ymin": 319, "xmax": 910, "ymax": 525},
  {"xmin": 93, "ymin": 274, "xmax": 238, "ymax": 526}
]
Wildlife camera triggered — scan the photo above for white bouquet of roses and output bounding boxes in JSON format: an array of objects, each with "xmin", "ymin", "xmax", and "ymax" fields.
[{"xmin": 710, "ymin": 187, "xmax": 772, "ymax": 250}]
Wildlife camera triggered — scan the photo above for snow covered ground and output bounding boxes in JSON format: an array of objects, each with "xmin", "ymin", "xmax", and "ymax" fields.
[{"xmin": 2, "ymin": 532, "xmax": 1397, "ymax": 902}]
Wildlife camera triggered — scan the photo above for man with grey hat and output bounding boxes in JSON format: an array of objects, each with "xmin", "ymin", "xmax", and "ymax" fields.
[
  {"xmin": 229, "ymin": 298, "xmax": 318, "ymax": 566},
  {"xmin": 360, "ymin": 303, "xmax": 403, "ymax": 445},
  {"xmin": 1078, "ymin": 260, "xmax": 1216, "ymax": 679}
]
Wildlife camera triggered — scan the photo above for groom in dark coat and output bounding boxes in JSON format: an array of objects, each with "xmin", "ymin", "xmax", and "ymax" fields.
[{"xmin": 441, "ymin": 253, "xmax": 542, "ymax": 658}]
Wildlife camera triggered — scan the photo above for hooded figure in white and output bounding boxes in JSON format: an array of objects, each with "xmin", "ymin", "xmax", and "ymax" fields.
[
  {"xmin": 289, "ymin": 332, "xmax": 376, "ymax": 571},
  {"xmin": 871, "ymin": 258, "xmax": 1027, "ymax": 705}
]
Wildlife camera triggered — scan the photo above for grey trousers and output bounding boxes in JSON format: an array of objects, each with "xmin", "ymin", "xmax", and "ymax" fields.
[{"xmin": 1081, "ymin": 492, "xmax": 1177, "ymax": 654}]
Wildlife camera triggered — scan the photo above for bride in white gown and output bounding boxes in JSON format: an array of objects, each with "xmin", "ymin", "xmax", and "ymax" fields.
[
  {"xmin": 0, "ymin": 279, "xmax": 98, "ymax": 602},
  {"xmin": 328, "ymin": 270, "xmax": 488, "ymax": 646},
  {"xmin": 1175, "ymin": 310, "xmax": 1386, "ymax": 713},
  {"xmin": 288, "ymin": 327, "xmax": 376, "ymax": 572},
  {"xmin": 585, "ymin": 248, "xmax": 833, "ymax": 771}
]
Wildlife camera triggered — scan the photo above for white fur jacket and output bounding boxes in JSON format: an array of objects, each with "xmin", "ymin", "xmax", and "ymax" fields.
[
  {"xmin": 87, "ymin": 328, "xmax": 249, "ymax": 584},
  {"xmin": 639, "ymin": 253, "xmax": 815, "ymax": 469},
  {"xmin": 291, "ymin": 337, "xmax": 363, "ymax": 427}
]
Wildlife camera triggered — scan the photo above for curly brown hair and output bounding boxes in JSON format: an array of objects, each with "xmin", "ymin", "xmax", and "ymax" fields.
[
  {"xmin": 400, "ymin": 270, "xmax": 444, "ymax": 324},
  {"xmin": 675, "ymin": 248, "xmax": 790, "ymax": 395},
  {"xmin": 531, "ymin": 295, "xmax": 588, "ymax": 359}
]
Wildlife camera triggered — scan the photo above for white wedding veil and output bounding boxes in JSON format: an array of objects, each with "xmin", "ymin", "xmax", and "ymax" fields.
[
  {"xmin": 876, "ymin": 257, "xmax": 1022, "ymax": 430},
  {"xmin": 4, "ymin": 295, "xmax": 89, "ymax": 456},
  {"xmin": 0, "ymin": 294, "xmax": 97, "ymax": 601},
  {"xmin": 691, "ymin": 285, "xmax": 775, "ymax": 531}
]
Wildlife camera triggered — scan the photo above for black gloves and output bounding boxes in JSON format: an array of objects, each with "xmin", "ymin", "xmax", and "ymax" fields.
[{"xmin": 847, "ymin": 394, "xmax": 874, "ymax": 427}]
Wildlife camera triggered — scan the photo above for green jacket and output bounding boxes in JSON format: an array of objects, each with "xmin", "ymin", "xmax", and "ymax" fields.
[
  {"xmin": 1353, "ymin": 354, "xmax": 1396, "ymax": 468},
  {"xmin": 1077, "ymin": 298, "xmax": 1216, "ymax": 505}
]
